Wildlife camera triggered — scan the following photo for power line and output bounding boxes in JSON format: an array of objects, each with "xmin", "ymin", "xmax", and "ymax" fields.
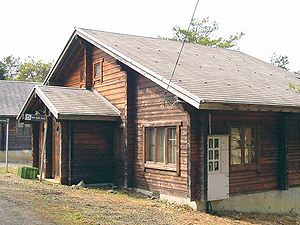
[{"xmin": 163, "ymin": 0, "xmax": 200, "ymax": 99}]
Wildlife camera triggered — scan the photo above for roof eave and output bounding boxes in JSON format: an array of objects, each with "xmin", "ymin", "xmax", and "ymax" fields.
[
  {"xmin": 57, "ymin": 113, "xmax": 120, "ymax": 121},
  {"xmin": 200, "ymin": 101, "xmax": 300, "ymax": 113},
  {"xmin": 43, "ymin": 30, "xmax": 78, "ymax": 85}
]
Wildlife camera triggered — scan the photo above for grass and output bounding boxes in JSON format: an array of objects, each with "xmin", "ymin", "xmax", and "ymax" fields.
[{"xmin": 0, "ymin": 166, "xmax": 298, "ymax": 225}]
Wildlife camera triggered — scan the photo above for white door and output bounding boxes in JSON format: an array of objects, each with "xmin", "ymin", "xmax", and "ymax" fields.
[{"xmin": 207, "ymin": 135, "xmax": 229, "ymax": 201}]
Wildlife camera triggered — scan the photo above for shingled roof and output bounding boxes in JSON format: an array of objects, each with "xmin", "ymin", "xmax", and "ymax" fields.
[
  {"xmin": 17, "ymin": 85, "xmax": 120, "ymax": 121},
  {"xmin": 45, "ymin": 27, "xmax": 300, "ymax": 110},
  {"xmin": 0, "ymin": 80, "xmax": 39, "ymax": 117}
]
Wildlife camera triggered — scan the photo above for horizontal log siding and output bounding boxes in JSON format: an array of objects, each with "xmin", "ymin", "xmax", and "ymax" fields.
[
  {"xmin": 72, "ymin": 121, "xmax": 115, "ymax": 184},
  {"xmin": 60, "ymin": 49, "xmax": 84, "ymax": 88},
  {"xmin": 287, "ymin": 115, "xmax": 300, "ymax": 187},
  {"xmin": 92, "ymin": 47, "xmax": 127, "ymax": 112},
  {"xmin": 0, "ymin": 119, "xmax": 31, "ymax": 151},
  {"xmin": 209, "ymin": 111, "xmax": 280, "ymax": 195},
  {"xmin": 60, "ymin": 121, "xmax": 69, "ymax": 185},
  {"xmin": 133, "ymin": 74, "xmax": 189, "ymax": 198},
  {"xmin": 92, "ymin": 47, "xmax": 127, "ymax": 186}
]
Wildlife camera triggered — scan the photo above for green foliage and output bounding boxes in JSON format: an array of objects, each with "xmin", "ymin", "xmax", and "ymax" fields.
[
  {"xmin": 164, "ymin": 17, "xmax": 245, "ymax": 49},
  {"xmin": 16, "ymin": 56, "xmax": 53, "ymax": 82},
  {"xmin": 270, "ymin": 52, "xmax": 289, "ymax": 71},
  {"xmin": 0, "ymin": 56, "xmax": 53, "ymax": 82},
  {"xmin": 289, "ymin": 82, "xmax": 295, "ymax": 90},
  {"xmin": 0, "ymin": 61, "xmax": 5, "ymax": 80},
  {"xmin": 1, "ymin": 55, "xmax": 20, "ymax": 80}
]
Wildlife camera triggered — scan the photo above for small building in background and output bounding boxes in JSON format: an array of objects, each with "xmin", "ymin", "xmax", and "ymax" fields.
[{"xmin": 0, "ymin": 80, "xmax": 39, "ymax": 164}]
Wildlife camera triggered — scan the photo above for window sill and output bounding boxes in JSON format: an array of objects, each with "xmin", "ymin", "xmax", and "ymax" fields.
[
  {"xmin": 230, "ymin": 164, "xmax": 257, "ymax": 171},
  {"xmin": 145, "ymin": 162, "xmax": 177, "ymax": 172}
]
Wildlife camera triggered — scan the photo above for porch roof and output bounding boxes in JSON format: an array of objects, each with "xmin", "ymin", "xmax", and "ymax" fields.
[{"xmin": 17, "ymin": 85, "xmax": 121, "ymax": 121}]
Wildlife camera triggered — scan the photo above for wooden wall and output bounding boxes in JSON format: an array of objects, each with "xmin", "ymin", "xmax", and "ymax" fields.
[
  {"xmin": 131, "ymin": 73, "xmax": 190, "ymax": 198},
  {"xmin": 72, "ymin": 121, "xmax": 115, "ymax": 184},
  {"xmin": 0, "ymin": 119, "xmax": 31, "ymax": 152},
  {"xmin": 192, "ymin": 110, "xmax": 286, "ymax": 197},
  {"xmin": 53, "ymin": 42, "xmax": 127, "ymax": 186},
  {"xmin": 287, "ymin": 115, "xmax": 300, "ymax": 187}
]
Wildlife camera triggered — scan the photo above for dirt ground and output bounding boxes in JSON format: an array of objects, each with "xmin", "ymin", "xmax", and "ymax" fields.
[{"xmin": 0, "ymin": 166, "xmax": 299, "ymax": 225}]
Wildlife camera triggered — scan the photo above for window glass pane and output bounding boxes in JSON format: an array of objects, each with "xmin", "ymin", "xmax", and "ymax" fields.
[
  {"xmin": 18, "ymin": 122, "xmax": 24, "ymax": 136},
  {"xmin": 94, "ymin": 63, "xmax": 100, "ymax": 77},
  {"xmin": 80, "ymin": 69, "xmax": 85, "ymax": 81},
  {"xmin": 230, "ymin": 127, "xmax": 242, "ymax": 164},
  {"xmin": 157, "ymin": 128, "xmax": 165, "ymax": 162},
  {"xmin": 168, "ymin": 128, "xmax": 176, "ymax": 164},
  {"xmin": 146, "ymin": 129, "xmax": 155, "ymax": 161},
  {"xmin": 24, "ymin": 124, "xmax": 31, "ymax": 136},
  {"xmin": 214, "ymin": 139, "xmax": 219, "ymax": 148},
  {"xmin": 245, "ymin": 127, "xmax": 255, "ymax": 164}
]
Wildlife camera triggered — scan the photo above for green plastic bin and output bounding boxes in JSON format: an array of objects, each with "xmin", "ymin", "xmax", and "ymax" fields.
[{"xmin": 17, "ymin": 166, "xmax": 38, "ymax": 179}]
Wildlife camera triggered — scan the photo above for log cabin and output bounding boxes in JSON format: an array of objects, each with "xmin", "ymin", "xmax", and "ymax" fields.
[
  {"xmin": 0, "ymin": 80, "xmax": 38, "ymax": 163},
  {"xmin": 18, "ymin": 27, "xmax": 300, "ymax": 214}
]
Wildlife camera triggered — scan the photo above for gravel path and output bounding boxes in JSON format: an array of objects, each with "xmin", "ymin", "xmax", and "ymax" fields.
[{"xmin": 0, "ymin": 192, "xmax": 54, "ymax": 225}]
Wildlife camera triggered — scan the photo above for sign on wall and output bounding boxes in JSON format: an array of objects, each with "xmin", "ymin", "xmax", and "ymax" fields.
[{"xmin": 24, "ymin": 114, "xmax": 47, "ymax": 122}]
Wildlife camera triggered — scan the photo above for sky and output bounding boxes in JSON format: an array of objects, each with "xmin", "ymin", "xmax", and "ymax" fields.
[{"xmin": 0, "ymin": 0, "xmax": 299, "ymax": 72}]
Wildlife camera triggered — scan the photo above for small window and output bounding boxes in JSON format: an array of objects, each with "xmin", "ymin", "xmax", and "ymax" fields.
[
  {"xmin": 80, "ymin": 69, "xmax": 85, "ymax": 82},
  {"xmin": 93, "ymin": 59, "xmax": 104, "ymax": 83},
  {"xmin": 17, "ymin": 122, "xmax": 31, "ymax": 136},
  {"xmin": 230, "ymin": 126, "xmax": 256, "ymax": 165},
  {"xmin": 94, "ymin": 63, "xmax": 100, "ymax": 77}
]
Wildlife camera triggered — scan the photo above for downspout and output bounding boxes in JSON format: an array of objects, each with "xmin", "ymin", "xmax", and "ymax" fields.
[{"xmin": 205, "ymin": 114, "xmax": 212, "ymax": 213}]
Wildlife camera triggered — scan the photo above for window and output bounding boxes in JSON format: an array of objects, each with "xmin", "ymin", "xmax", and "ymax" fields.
[
  {"xmin": 146, "ymin": 127, "xmax": 177, "ymax": 164},
  {"xmin": 80, "ymin": 68, "xmax": 85, "ymax": 82},
  {"xmin": 93, "ymin": 59, "xmax": 104, "ymax": 83},
  {"xmin": 17, "ymin": 122, "xmax": 31, "ymax": 136},
  {"xmin": 230, "ymin": 126, "xmax": 256, "ymax": 165}
]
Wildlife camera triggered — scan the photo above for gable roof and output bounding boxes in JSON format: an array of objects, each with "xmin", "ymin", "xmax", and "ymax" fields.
[
  {"xmin": 17, "ymin": 85, "xmax": 120, "ymax": 121},
  {"xmin": 0, "ymin": 80, "xmax": 39, "ymax": 117},
  {"xmin": 44, "ymin": 27, "xmax": 300, "ymax": 111}
]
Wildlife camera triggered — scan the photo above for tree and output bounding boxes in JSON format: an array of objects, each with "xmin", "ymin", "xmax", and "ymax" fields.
[
  {"xmin": 165, "ymin": 17, "xmax": 245, "ymax": 49},
  {"xmin": 0, "ymin": 61, "xmax": 5, "ymax": 80},
  {"xmin": 270, "ymin": 52, "xmax": 289, "ymax": 71},
  {"xmin": 1, "ymin": 55, "xmax": 20, "ymax": 80},
  {"xmin": 15, "ymin": 56, "xmax": 53, "ymax": 82}
]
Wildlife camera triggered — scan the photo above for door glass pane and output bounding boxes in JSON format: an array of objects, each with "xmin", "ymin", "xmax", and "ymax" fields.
[
  {"xmin": 214, "ymin": 150, "xmax": 219, "ymax": 160},
  {"xmin": 230, "ymin": 127, "xmax": 242, "ymax": 164},
  {"xmin": 209, "ymin": 162, "xmax": 213, "ymax": 171},
  {"xmin": 209, "ymin": 150, "xmax": 213, "ymax": 160},
  {"xmin": 214, "ymin": 161, "xmax": 219, "ymax": 171},
  {"xmin": 214, "ymin": 139, "xmax": 219, "ymax": 148},
  {"xmin": 146, "ymin": 129, "xmax": 155, "ymax": 161},
  {"xmin": 209, "ymin": 139, "xmax": 213, "ymax": 148},
  {"xmin": 157, "ymin": 128, "xmax": 165, "ymax": 162},
  {"xmin": 245, "ymin": 127, "xmax": 255, "ymax": 164},
  {"xmin": 167, "ymin": 128, "xmax": 176, "ymax": 164}
]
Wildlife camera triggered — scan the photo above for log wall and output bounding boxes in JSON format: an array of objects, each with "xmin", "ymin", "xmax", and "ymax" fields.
[
  {"xmin": 0, "ymin": 119, "xmax": 31, "ymax": 152},
  {"xmin": 132, "ymin": 73, "xmax": 190, "ymax": 198},
  {"xmin": 72, "ymin": 121, "xmax": 115, "ymax": 184}
]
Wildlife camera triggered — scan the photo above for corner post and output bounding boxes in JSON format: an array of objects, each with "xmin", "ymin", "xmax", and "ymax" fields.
[{"xmin": 278, "ymin": 113, "xmax": 289, "ymax": 190}]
